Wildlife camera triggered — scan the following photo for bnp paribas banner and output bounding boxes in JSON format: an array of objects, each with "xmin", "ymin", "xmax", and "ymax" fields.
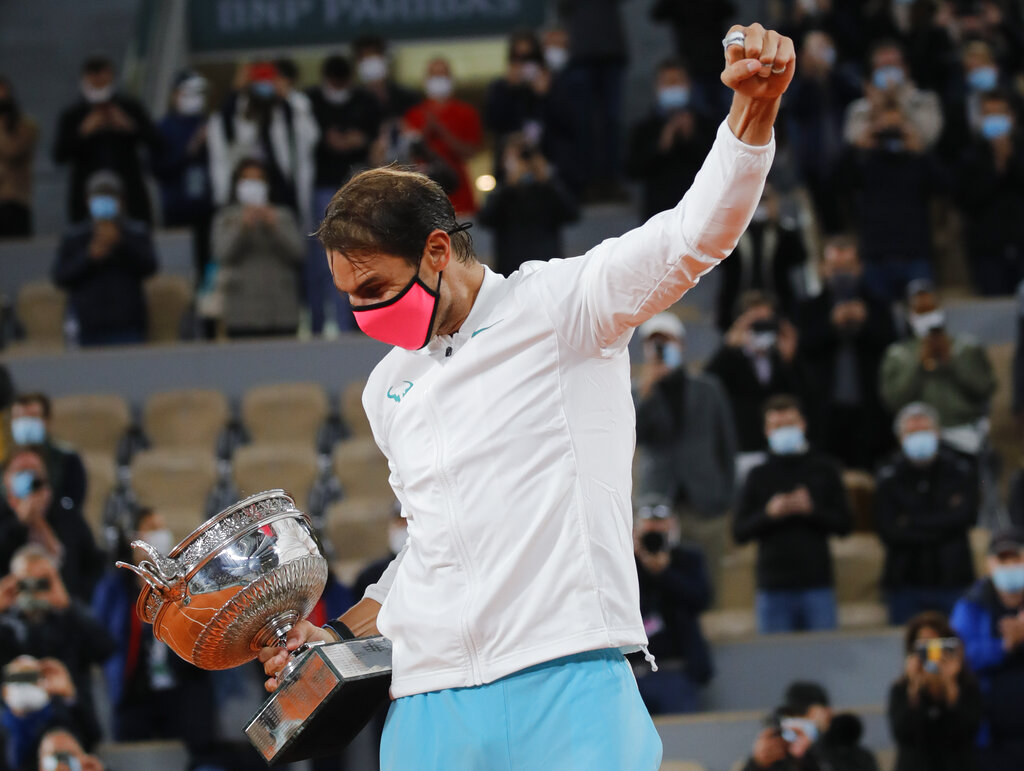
[{"xmin": 188, "ymin": 0, "xmax": 548, "ymax": 52}]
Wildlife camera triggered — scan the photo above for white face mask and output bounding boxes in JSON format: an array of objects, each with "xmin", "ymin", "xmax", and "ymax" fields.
[
  {"xmin": 139, "ymin": 528, "xmax": 175, "ymax": 556},
  {"xmin": 322, "ymin": 84, "xmax": 351, "ymax": 105},
  {"xmin": 176, "ymin": 91, "xmax": 205, "ymax": 115},
  {"xmin": 909, "ymin": 309, "xmax": 945, "ymax": 338},
  {"xmin": 3, "ymin": 682, "xmax": 50, "ymax": 715},
  {"xmin": 358, "ymin": 56, "xmax": 389, "ymax": 83},
  {"xmin": 544, "ymin": 46, "xmax": 569, "ymax": 72},
  {"xmin": 236, "ymin": 178, "xmax": 269, "ymax": 207},
  {"xmin": 81, "ymin": 81, "xmax": 115, "ymax": 104},
  {"xmin": 389, "ymin": 525, "xmax": 409, "ymax": 555},
  {"xmin": 425, "ymin": 75, "xmax": 454, "ymax": 101}
]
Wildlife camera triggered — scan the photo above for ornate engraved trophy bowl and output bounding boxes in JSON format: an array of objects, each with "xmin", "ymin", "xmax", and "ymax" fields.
[{"xmin": 116, "ymin": 489, "xmax": 328, "ymax": 670}]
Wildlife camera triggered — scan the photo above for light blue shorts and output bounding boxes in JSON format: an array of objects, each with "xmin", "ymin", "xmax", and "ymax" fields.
[{"xmin": 380, "ymin": 648, "xmax": 663, "ymax": 771}]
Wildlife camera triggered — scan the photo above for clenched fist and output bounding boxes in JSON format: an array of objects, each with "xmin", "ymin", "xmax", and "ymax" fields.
[{"xmin": 721, "ymin": 23, "xmax": 796, "ymax": 101}]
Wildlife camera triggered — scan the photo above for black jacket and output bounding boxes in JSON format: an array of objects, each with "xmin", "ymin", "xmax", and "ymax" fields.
[
  {"xmin": 634, "ymin": 544, "xmax": 713, "ymax": 685},
  {"xmin": 39, "ymin": 440, "xmax": 86, "ymax": 512},
  {"xmin": 956, "ymin": 135, "xmax": 1024, "ymax": 261},
  {"xmin": 625, "ymin": 111, "xmax": 712, "ymax": 221},
  {"xmin": 888, "ymin": 674, "xmax": 981, "ymax": 771},
  {"xmin": 733, "ymin": 452, "xmax": 852, "ymax": 590},
  {"xmin": 307, "ymin": 86, "xmax": 382, "ymax": 188},
  {"xmin": 875, "ymin": 447, "xmax": 978, "ymax": 590},
  {"xmin": 52, "ymin": 218, "xmax": 158, "ymax": 344}
]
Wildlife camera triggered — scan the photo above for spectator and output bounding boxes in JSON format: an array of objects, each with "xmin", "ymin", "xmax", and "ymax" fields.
[
  {"xmin": 716, "ymin": 184, "xmax": 809, "ymax": 333},
  {"xmin": 795, "ymin": 236, "xmax": 895, "ymax": 470},
  {"xmin": 353, "ymin": 504, "xmax": 406, "ymax": 602},
  {"xmin": 888, "ymin": 611, "xmax": 981, "ymax": 771},
  {"xmin": 0, "ymin": 76, "xmax": 38, "ymax": 238},
  {"xmin": 36, "ymin": 729, "xmax": 103, "ymax": 771},
  {"xmin": 1016, "ymin": 280, "xmax": 1024, "ymax": 449},
  {"xmin": 9, "ymin": 393, "xmax": 86, "ymax": 511},
  {"xmin": 733, "ymin": 395, "xmax": 852, "ymax": 634},
  {"xmin": 403, "ymin": 58, "xmax": 482, "ymax": 215},
  {"xmin": 538, "ymin": 27, "xmax": 585, "ymax": 194},
  {"xmin": 939, "ymin": 40, "xmax": 1008, "ymax": 159},
  {"xmin": 353, "ymin": 35, "xmax": 420, "ymax": 124},
  {"xmin": 633, "ymin": 313, "xmax": 737, "ymax": 591},
  {"xmin": 876, "ymin": 403, "xmax": 978, "ymax": 625},
  {"xmin": 559, "ymin": 0, "xmax": 629, "ymax": 201},
  {"xmin": 629, "ymin": 499, "xmax": 713, "ymax": 715},
  {"xmin": 841, "ymin": 98, "xmax": 945, "ymax": 301},
  {"xmin": 955, "ymin": 89, "xmax": 1024, "ymax": 296},
  {"xmin": 476, "ymin": 135, "xmax": 578, "ymax": 276},
  {"xmin": 0, "ymin": 449, "xmax": 102, "ymax": 600},
  {"xmin": 51, "ymin": 170, "xmax": 157, "ymax": 347},
  {"xmin": 0, "ymin": 546, "xmax": 113, "ymax": 750},
  {"xmin": 880, "ymin": 281, "xmax": 996, "ymax": 456},
  {"xmin": 950, "ymin": 528, "xmax": 1024, "ymax": 771},
  {"xmin": 626, "ymin": 59, "xmax": 714, "ymax": 223},
  {"xmin": 154, "ymin": 70, "xmax": 214, "ymax": 286},
  {"xmin": 706, "ymin": 291, "xmax": 804, "ymax": 460},
  {"xmin": 207, "ymin": 62, "xmax": 319, "ymax": 225},
  {"xmin": 52, "ymin": 55, "xmax": 160, "ymax": 225},
  {"xmin": 271, "ymin": 58, "xmax": 319, "ymax": 230},
  {"xmin": 483, "ymin": 30, "xmax": 545, "ymax": 180},
  {"xmin": 306, "ymin": 55, "xmax": 381, "ymax": 335},
  {"xmin": 211, "ymin": 158, "xmax": 305, "ymax": 339}
]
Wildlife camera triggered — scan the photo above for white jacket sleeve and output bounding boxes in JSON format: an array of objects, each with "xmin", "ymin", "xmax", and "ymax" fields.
[
  {"xmin": 530, "ymin": 120, "xmax": 774, "ymax": 355},
  {"xmin": 363, "ymin": 539, "xmax": 408, "ymax": 604}
]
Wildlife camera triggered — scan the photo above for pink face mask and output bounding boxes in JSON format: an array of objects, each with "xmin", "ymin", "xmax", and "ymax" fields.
[{"xmin": 352, "ymin": 270, "xmax": 441, "ymax": 350}]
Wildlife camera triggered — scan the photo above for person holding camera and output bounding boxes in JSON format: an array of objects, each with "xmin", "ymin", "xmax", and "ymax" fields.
[
  {"xmin": 951, "ymin": 528, "xmax": 1024, "ymax": 771},
  {"xmin": 36, "ymin": 730, "xmax": 104, "ymax": 771},
  {"xmin": 795, "ymin": 236, "xmax": 895, "ymax": 470},
  {"xmin": 888, "ymin": 611, "xmax": 981, "ymax": 771},
  {"xmin": 630, "ymin": 499, "xmax": 713, "ymax": 715}
]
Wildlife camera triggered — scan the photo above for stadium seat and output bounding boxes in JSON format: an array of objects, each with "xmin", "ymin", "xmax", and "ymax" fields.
[
  {"xmin": 325, "ymin": 495, "xmax": 394, "ymax": 561},
  {"xmin": 241, "ymin": 382, "xmax": 328, "ymax": 447},
  {"xmin": 970, "ymin": 527, "xmax": 991, "ymax": 577},
  {"xmin": 340, "ymin": 379, "xmax": 373, "ymax": 438},
  {"xmin": 716, "ymin": 544, "xmax": 756, "ymax": 610},
  {"xmin": 832, "ymin": 534, "xmax": 884, "ymax": 604},
  {"xmin": 837, "ymin": 602, "xmax": 888, "ymax": 629},
  {"xmin": 232, "ymin": 443, "xmax": 318, "ymax": 512},
  {"xmin": 701, "ymin": 609, "xmax": 756, "ymax": 641},
  {"xmin": 81, "ymin": 451, "xmax": 116, "ymax": 539},
  {"xmin": 333, "ymin": 438, "xmax": 392, "ymax": 498},
  {"xmin": 143, "ymin": 388, "xmax": 229, "ymax": 452},
  {"xmin": 842, "ymin": 469, "xmax": 877, "ymax": 532},
  {"xmin": 144, "ymin": 274, "xmax": 193, "ymax": 343},
  {"xmin": 50, "ymin": 394, "xmax": 131, "ymax": 457},
  {"xmin": 15, "ymin": 281, "xmax": 66, "ymax": 347},
  {"xmin": 130, "ymin": 448, "xmax": 216, "ymax": 539}
]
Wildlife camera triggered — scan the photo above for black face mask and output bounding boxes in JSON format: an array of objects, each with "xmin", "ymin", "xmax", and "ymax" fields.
[
  {"xmin": 641, "ymin": 531, "xmax": 668, "ymax": 554},
  {"xmin": 828, "ymin": 272, "xmax": 859, "ymax": 302}
]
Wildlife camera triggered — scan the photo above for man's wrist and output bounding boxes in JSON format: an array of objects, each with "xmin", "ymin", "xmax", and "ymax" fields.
[
  {"xmin": 727, "ymin": 95, "xmax": 780, "ymax": 147},
  {"xmin": 322, "ymin": 619, "xmax": 356, "ymax": 642}
]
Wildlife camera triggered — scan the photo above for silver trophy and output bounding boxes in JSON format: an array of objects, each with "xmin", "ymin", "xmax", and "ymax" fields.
[{"xmin": 116, "ymin": 490, "xmax": 392, "ymax": 764}]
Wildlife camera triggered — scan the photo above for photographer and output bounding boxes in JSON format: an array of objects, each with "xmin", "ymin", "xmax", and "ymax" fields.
[
  {"xmin": 36, "ymin": 730, "xmax": 103, "ymax": 771},
  {"xmin": 476, "ymin": 134, "xmax": 578, "ymax": 277},
  {"xmin": 888, "ymin": 611, "xmax": 981, "ymax": 771},
  {"xmin": 630, "ymin": 499, "xmax": 712, "ymax": 715}
]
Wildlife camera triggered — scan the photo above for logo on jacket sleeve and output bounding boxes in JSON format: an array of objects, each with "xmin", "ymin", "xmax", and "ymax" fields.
[{"xmin": 387, "ymin": 381, "xmax": 414, "ymax": 403}]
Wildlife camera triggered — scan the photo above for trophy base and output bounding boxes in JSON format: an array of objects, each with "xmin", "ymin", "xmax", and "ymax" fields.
[{"xmin": 245, "ymin": 636, "xmax": 392, "ymax": 765}]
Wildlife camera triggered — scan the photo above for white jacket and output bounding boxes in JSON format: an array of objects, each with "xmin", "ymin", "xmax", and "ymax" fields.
[{"xmin": 362, "ymin": 120, "xmax": 774, "ymax": 698}]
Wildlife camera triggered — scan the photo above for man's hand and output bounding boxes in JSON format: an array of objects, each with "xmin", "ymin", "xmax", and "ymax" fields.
[
  {"xmin": 777, "ymin": 319, "xmax": 798, "ymax": 362},
  {"xmin": 999, "ymin": 615, "xmax": 1024, "ymax": 651},
  {"xmin": 0, "ymin": 574, "xmax": 18, "ymax": 614},
  {"xmin": 788, "ymin": 486, "xmax": 814, "ymax": 515},
  {"xmin": 638, "ymin": 360, "xmax": 671, "ymax": 399},
  {"xmin": 766, "ymin": 492, "xmax": 793, "ymax": 518},
  {"xmin": 39, "ymin": 658, "xmax": 76, "ymax": 701},
  {"xmin": 751, "ymin": 728, "xmax": 788, "ymax": 768},
  {"xmin": 88, "ymin": 221, "xmax": 120, "ymax": 260},
  {"xmin": 637, "ymin": 548, "xmax": 671, "ymax": 575},
  {"xmin": 722, "ymin": 23, "xmax": 795, "ymax": 145},
  {"xmin": 13, "ymin": 487, "xmax": 50, "ymax": 527},
  {"xmin": 79, "ymin": 109, "xmax": 106, "ymax": 136},
  {"xmin": 258, "ymin": 620, "xmax": 336, "ymax": 693}
]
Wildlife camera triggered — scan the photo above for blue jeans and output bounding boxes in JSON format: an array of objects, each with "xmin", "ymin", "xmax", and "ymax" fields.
[
  {"xmin": 305, "ymin": 186, "xmax": 355, "ymax": 334},
  {"xmin": 887, "ymin": 587, "xmax": 964, "ymax": 626},
  {"xmin": 862, "ymin": 259, "xmax": 932, "ymax": 302},
  {"xmin": 756, "ymin": 587, "xmax": 838, "ymax": 634}
]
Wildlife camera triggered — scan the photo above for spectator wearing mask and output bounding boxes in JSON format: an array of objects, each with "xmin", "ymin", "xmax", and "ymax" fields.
[
  {"xmin": 880, "ymin": 281, "xmax": 996, "ymax": 456},
  {"xmin": 154, "ymin": 71, "xmax": 214, "ymax": 285},
  {"xmin": 0, "ymin": 76, "xmax": 38, "ymax": 238},
  {"xmin": 1, "ymin": 658, "xmax": 94, "ymax": 771},
  {"xmin": 353, "ymin": 35, "xmax": 420, "ymax": 125},
  {"xmin": 629, "ymin": 500, "xmax": 713, "ymax": 715},
  {"xmin": 51, "ymin": 170, "xmax": 157, "ymax": 347},
  {"xmin": 876, "ymin": 403, "xmax": 978, "ymax": 625},
  {"xmin": 353, "ymin": 505, "xmax": 407, "ymax": 602},
  {"xmin": 9, "ymin": 393, "xmax": 86, "ymax": 512},
  {"xmin": 306, "ymin": 55, "xmax": 381, "ymax": 335},
  {"xmin": 633, "ymin": 313, "xmax": 737, "ymax": 592},
  {"xmin": 476, "ymin": 134, "xmax": 578, "ymax": 277},
  {"xmin": 211, "ymin": 158, "xmax": 305, "ymax": 339},
  {"xmin": 0, "ymin": 449, "xmax": 102, "ymax": 600},
  {"xmin": 888, "ymin": 611, "xmax": 981, "ymax": 771},
  {"xmin": 53, "ymin": 55, "xmax": 160, "ymax": 225},
  {"xmin": 795, "ymin": 236, "xmax": 895, "ymax": 470},
  {"xmin": 0, "ymin": 546, "xmax": 113, "ymax": 751},
  {"xmin": 950, "ymin": 528, "xmax": 1024, "ymax": 771},
  {"xmin": 717, "ymin": 184, "xmax": 809, "ymax": 333},
  {"xmin": 537, "ymin": 27, "xmax": 585, "ymax": 195},
  {"xmin": 626, "ymin": 60, "xmax": 714, "ymax": 222},
  {"xmin": 706, "ymin": 291, "xmax": 804, "ymax": 461},
  {"xmin": 940, "ymin": 40, "xmax": 1009, "ymax": 159},
  {"xmin": 403, "ymin": 58, "xmax": 482, "ymax": 215},
  {"xmin": 956, "ymin": 89, "xmax": 1024, "ymax": 296},
  {"xmin": 483, "ymin": 30, "xmax": 547, "ymax": 180},
  {"xmin": 734, "ymin": 395, "xmax": 852, "ymax": 634},
  {"xmin": 37, "ymin": 729, "xmax": 103, "ymax": 771}
]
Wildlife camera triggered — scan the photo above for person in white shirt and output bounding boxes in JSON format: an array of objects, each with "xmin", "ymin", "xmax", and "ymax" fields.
[{"xmin": 260, "ymin": 21, "xmax": 794, "ymax": 770}]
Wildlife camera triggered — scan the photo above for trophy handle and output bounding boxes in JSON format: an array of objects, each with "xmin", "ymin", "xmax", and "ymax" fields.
[{"xmin": 116, "ymin": 539, "xmax": 187, "ymax": 602}]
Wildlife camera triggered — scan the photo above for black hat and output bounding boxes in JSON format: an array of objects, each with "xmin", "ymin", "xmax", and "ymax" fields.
[
  {"xmin": 989, "ymin": 527, "xmax": 1024, "ymax": 556},
  {"xmin": 784, "ymin": 681, "xmax": 830, "ymax": 713}
]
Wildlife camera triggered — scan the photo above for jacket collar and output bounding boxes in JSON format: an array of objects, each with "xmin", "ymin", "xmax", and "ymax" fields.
[{"xmin": 416, "ymin": 265, "xmax": 505, "ymax": 358}]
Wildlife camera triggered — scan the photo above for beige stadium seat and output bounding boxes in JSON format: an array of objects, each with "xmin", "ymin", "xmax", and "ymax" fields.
[
  {"xmin": 333, "ymin": 438, "xmax": 392, "ymax": 498},
  {"xmin": 340, "ymin": 379, "xmax": 372, "ymax": 438},
  {"xmin": 51, "ymin": 394, "xmax": 131, "ymax": 457},
  {"xmin": 838, "ymin": 601, "xmax": 888, "ymax": 630},
  {"xmin": 145, "ymin": 274, "xmax": 193, "ymax": 343},
  {"xmin": 143, "ymin": 389, "xmax": 229, "ymax": 452},
  {"xmin": 232, "ymin": 444, "xmax": 318, "ymax": 512},
  {"xmin": 241, "ymin": 382, "xmax": 328, "ymax": 447},
  {"xmin": 80, "ymin": 451, "xmax": 116, "ymax": 539},
  {"xmin": 842, "ymin": 469, "xmax": 877, "ymax": 532},
  {"xmin": 15, "ymin": 281, "xmax": 66, "ymax": 347},
  {"xmin": 700, "ymin": 608, "xmax": 756, "ymax": 641},
  {"xmin": 832, "ymin": 533, "xmax": 884, "ymax": 604},
  {"xmin": 716, "ymin": 543, "xmax": 756, "ymax": 610},
  {"xmin": 661, "ymin": 762, "xmax": 707, "ymax": 771},
  {"xmin": 970, "ymin": 527, "xmax": 991, "ymax": 577},
  {"xmin": 130, "ymin": 448, "xmax": 217, "ymax": 539},
  {"xmin": 325, "ymin": 495, "xmax": 394, "ymax": 561}
]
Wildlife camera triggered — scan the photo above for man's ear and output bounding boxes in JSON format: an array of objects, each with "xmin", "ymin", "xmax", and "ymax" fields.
[{"xmin": 422, "ymin": 230, "xmax": 452, "ymax": 273}]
